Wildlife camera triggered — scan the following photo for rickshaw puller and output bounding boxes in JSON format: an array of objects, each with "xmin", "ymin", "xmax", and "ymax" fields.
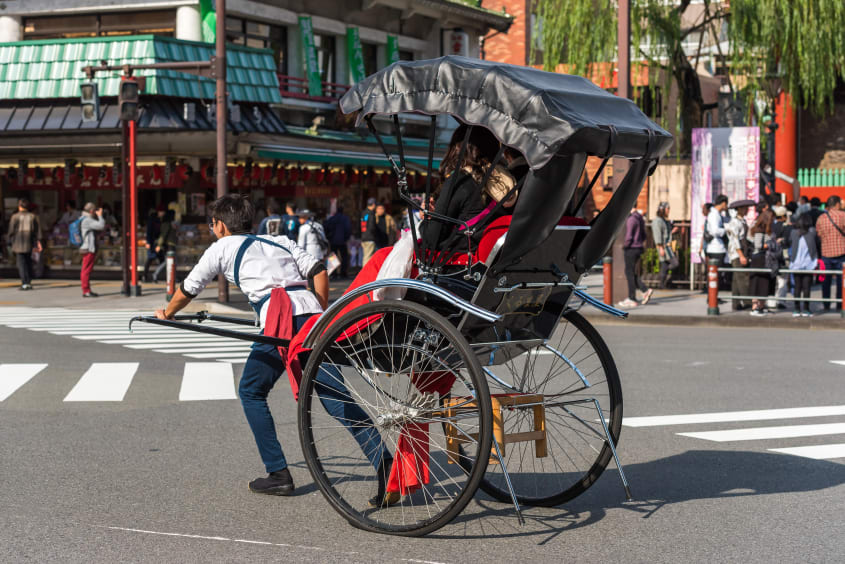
[{"xmin": 155, "ymin": 195, "xmax": 388, "ymax": 496}]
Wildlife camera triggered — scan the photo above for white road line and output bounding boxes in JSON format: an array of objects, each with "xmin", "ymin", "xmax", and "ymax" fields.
[
  {"xmin": 102, "ymin": 337, "xmax": 239, "ymax": 344},
  {"xmin": 769, "ymin": 443, "xmax": 845, "ymax": 460},
  {"xmin": 0, "ymin": 364, "xmax": 47, "ymax": 401},
  {"xmin": 678, "ymin": 422, "xmax": 845, "ymax": 442},
  {"xmin": 623, "ymin": 405, "xmax": 845, "ymax": 427},
  {"xmin": 179, "ymin": 363, "xmax": 236, "ymax": 401},
  {"xmin": 831, "ymin": 361, "xmax": 845, "ymax": 367},
  {"xmin": 63, "ymin": 363, "xmax": 139, "ymax": 402}
]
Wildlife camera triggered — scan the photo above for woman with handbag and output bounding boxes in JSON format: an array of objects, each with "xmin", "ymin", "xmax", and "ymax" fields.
[
  {"xmin": 652, "ymin": 202, "xmax": 678, "ymax": 289},
  {"xmin": 749, "ymin": 209, "xmax": 775, "ymax": 316}
]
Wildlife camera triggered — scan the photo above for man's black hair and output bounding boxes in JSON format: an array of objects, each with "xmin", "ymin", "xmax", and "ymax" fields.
[
  {"xmin": 799, "ymin": 195, "xmax": 809, "ymax": 205},
  {"xmin": 66, "ymin": 199, "xmax": 76, "ymax": 209},
  {"xmin": 810, "ymin": 197, "xmax": 822, "ymax": 207},
  {"xmin": 209, "ymin": 194, "xmax": 254, "ymax": 234},
  {"xmin": 286, "ymin": 201, "xmax": 297, "ymax": 212},
  {"xmin": 827, "ymin": 195, "xmax": 841, "ymax": 209},
  {"xmin": 18, "ymin": 198, "xmax": 30, "ymax": 209},
  {"xmin": 714, "ymin": 194, "xmax": 729, "ymax": 206},
  {"xmin": 266, "ymin": 197, "xmax": 281, "ymax": 215},
  {"xmin": 785, "ymin": 201, "xmax": 798, "ymax": 213}
]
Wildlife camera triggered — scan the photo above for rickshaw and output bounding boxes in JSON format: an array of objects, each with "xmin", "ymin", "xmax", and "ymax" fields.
[{"xmin": 132, "ymin": 56, "xmax": 673, "ymax": 537}]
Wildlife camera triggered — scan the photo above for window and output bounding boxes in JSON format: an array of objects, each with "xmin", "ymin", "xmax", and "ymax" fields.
[
  {"xmin": 23, "ymin": 10, "xmax": 175, "ymax": 39},
  {"xmin": 398, "ymin": 50, "xmax": 414, "ymax": 61},
  {"xmin": 362, "ymin": 42, "xmax": 378, "ymax": 77},
  {"xmin": 314, "ymin": 33, "xmax": 336, "ymax": 83},
  {"xmin": 226, "ymin": 17, "xmax": 287, "ymax": 74}
]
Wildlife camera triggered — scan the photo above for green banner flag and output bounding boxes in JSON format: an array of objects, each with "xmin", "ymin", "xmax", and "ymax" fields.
[
  {"xmin": 386, "ymin": 36, "xmax": 400, "ymax": 65},
  {"xmin": 346, "ymin": 28, "xmax": 367, "ymax": 83},
  {"xmin": 199, "ymin": 0, "xmax": 216, "ymax": 44},
  {"xmin": 299, "ymin": 16, "xmax": 322, "ymax": 97}
]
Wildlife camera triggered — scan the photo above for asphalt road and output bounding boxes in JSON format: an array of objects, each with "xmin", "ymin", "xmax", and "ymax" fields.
[{"xmin": 1, "ymin": 309, "xmax": 844, "ymax": 563}]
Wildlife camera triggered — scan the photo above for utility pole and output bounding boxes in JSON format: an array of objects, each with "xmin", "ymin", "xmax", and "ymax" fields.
[
  {"xmin": 215, "ymin": 0, "xmax": 229, "ymax": 303},
  {"xmin": 611, "ymin": 0, "xmax": 632, "ymax": 306}
]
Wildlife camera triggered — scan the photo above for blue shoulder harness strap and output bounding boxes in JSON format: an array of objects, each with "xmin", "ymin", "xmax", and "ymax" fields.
[{"xmin": 232, "ymin": 234, "xmax": 305, "ymax": 317}]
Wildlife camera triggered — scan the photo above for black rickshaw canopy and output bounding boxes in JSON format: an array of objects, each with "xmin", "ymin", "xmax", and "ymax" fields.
[{"xmin": 339, "ymin": 55, "xmax": 674, "ymax": 170}]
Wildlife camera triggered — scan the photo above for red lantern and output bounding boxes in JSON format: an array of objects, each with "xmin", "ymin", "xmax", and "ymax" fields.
[
  {"xmin": 337, "ymin": 169, "xmax": 347, "ymax": 186},
  {"xmin": 288, "ymin": 166, "xmax": 299, "ymax": 184},
  {"xmin": 380, "ymin": 171, "xmax": 390, "ymax": 186},
  {"xmin": 276, "ymin": 167, "xmax": 286, "ymax": 185},
  {"xmin": 251, "ymin": 165, "xmax": 261, "ymax": 180},
  {"xmin": 349, "ymin": 168, "xmax": 359, "ymax": 184},
  {"xmin": 315, "ymin": 168, "xmax": 325, "ymax": 184},
  {"xmin": 53, "ymin": 167, "xmax": 64, "ymax": 184},
  {"xmin": 263, "ymin": 166, "xmax": 272, "ymax": 184},
  {"xmin": 302, "ymin": 168, "xmax": 311, "ymax": 183}
]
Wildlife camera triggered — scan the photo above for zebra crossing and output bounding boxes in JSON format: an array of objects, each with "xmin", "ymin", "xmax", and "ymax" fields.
[
  {"xmin": 0, "ymin": 307, "xmax": 259, "ymax": 363},
  {"xmin": 623, "ymin": 401, "xmax": 845, "ymax": 462},
  {"xmin": 0, "ymin": 362, "xmax": 237, "ymax": 403}
]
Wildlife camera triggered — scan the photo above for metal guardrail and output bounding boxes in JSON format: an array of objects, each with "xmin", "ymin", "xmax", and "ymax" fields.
[{"xmin": 706, "ymin": 259, "xmax": 845, "ymax": 316}]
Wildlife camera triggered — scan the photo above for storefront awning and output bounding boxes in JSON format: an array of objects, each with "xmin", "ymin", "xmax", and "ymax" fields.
[{"xmin": 255, "ymin": 144, "xmax": 441, "ymax": 172}]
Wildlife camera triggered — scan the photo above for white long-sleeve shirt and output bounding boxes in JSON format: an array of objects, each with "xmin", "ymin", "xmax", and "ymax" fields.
[
  {"xmin": 297, "ymin": 221, "xmax": 324, "ymax": 260},
  {"xmin": 705, "ymin": 208, "xmax": 727, "ymax": 254},
  {"xmin": 182, "ymin": 234, "xmax": 323, "ymax": 326}
]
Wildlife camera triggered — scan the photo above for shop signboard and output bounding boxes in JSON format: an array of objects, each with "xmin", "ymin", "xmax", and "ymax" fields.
[
  {"xmin": 199, "ymin": 0, "xmax": 216, "ymax": 44},
  {"xmin": 299, "ymin": 16, "xmax": 323, "ymax": 97},
  {"xmin": 690, "ymin": 127, "xmax": 760, "ymax": 265},
  {"xmin": 347, "ymin": 28, "xmax": 367, "ymax": 84},
  {"xmin": 386, "ymin": 36, "xmax": 400, "ymax": 65}
]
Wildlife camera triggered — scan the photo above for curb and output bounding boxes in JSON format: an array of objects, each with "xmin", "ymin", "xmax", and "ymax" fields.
[{"xmin": 581, "ymin": 312, "xmax": 845, "ymax": 331}]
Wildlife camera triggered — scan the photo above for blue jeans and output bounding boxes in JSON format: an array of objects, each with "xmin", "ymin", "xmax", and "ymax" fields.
[
  {"xmin": 239, "ymin": 314, "xmax": 386, "ymax": 473},
  {"xmin": 821, "ymin": 255, "xmax": 844, "ymax": 309}
]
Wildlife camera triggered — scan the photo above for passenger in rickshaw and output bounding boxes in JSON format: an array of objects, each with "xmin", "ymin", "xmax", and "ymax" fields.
[
  {"xmin": 421, "ymin": 124, "xmax": 519, "ymax": 253},
  {"xmin": 154, "ymin": 194, "xmax": 389, "ymax": 498}
]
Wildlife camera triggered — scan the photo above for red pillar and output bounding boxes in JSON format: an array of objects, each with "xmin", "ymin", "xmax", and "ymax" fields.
[{"xmin": 774, "ymin": 92, "xmax": 797, "ymax": 201}]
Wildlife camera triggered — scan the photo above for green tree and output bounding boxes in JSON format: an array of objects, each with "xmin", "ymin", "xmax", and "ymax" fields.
[{"xmin": 531, "ymin": 0, "xmax": 845, "ymax": 155}]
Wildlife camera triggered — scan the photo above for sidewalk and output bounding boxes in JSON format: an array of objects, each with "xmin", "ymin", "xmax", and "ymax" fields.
[
  {"xmin": 577, "ymin": 274, "xmax": 844, "ymax": 330},
  {"xmin": 0, "ymin": 274, "xmax": 842, "ymax": 330}
]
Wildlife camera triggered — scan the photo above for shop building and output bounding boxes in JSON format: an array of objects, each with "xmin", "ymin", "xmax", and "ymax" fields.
[{"xmin": 0, "ymin": 1, "xmax": 512, "ymax": 277}]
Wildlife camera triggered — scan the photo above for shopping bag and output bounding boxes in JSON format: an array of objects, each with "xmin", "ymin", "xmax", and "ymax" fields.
[
  {"xmin": 326, "ymin": 252, "xmax": 341, "ymax": 276},
  {"xmin": 373, "ymin": 229, "xmax": 414, "ymax": 301}
]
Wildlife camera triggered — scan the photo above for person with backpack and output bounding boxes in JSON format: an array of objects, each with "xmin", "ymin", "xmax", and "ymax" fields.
[
  {"xmin": 152, "ymin": 194, "xmax": 390, "ymax": 499},
  {"xmin": 789, "ymin": 213, "xmax": 819, "ymax": 317},
  {"xmin": 78, "ymin": 202, "xmax": 106, "ymax": 298},
  {"xmin": 6, "ymin": 198, "xmax": 42, "ymax": 291},
  {"xmin": 725, "ymin": 199, "xmax": 753, "ymax": 311},
  {"xmin": 297, "ymin": 209, "xmax": 328, "ymax": 262}
]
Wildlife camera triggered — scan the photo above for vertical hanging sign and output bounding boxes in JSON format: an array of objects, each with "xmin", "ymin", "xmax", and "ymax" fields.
[
  {"xmin": 199, "ymin": 0, "xmax": 216, "ymax": 44},
  {"xmin": 299, "ymin": 16, "xmax": 322, "ymax": 97},
  {"xmin": 386, "ymin": 35, "xmax": 400, "ymax": 65},
  {"xmin": 346, "ymin": 28, "xmax": 366, "ymax": 83}
]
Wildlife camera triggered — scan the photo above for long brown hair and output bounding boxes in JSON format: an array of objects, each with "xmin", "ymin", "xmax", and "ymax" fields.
[
  {"xmin": 439, "ymin": 124, "xmax": 501, "ymax": 185},
  {"xmin": 750, "ymin": 209, "xmax": 774, "ymax": 236}
]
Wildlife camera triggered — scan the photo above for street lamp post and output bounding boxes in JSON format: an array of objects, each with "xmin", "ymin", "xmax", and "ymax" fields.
[
  {"xmin": 215, "ymin": 0, "xmax": 229, "ymax": 303},
  {"xmin": 611, "ymin": 0, "xmax": 632, "ymax": 306}
]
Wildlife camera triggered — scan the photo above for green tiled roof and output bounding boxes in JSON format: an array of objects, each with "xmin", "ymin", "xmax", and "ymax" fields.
[{"xmin": 0, "ymin": 35, "xmax": 281, "ymax": 103}]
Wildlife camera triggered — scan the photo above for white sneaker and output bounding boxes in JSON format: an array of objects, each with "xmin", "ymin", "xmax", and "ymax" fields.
[
  {"xmin": 641, "ymin": 288, "xmax": 654, "ymax": 305},
  {"xmin": 801, "ymin": 311, "xmax": 813, "ymax": 318},
  {"xmin": 617, "ymin": 298, "xmax": 639, "ymax": 309},
  {"xmin": 792, "ymin": 311, "xmax": 801, "ymax": 318},
  {"xmin": 750, "ymin": 309, "xmax": 764, "ymax": 317}
]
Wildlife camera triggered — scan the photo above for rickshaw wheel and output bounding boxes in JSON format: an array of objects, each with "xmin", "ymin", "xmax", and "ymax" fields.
[
  {"xmin": 474, "ymin": 310, "xmax": 622, "ymax": 507},
  {"xmin": 298, "ymin": 299, "xmax": 492, "ymax": 536}
]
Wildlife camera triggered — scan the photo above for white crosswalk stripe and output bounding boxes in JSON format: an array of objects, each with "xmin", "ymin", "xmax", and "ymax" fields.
[
  {"xmin": 0, "ymin": 307, "xmax": 257, "ymax": 363},
  {"xmin": 64, "ymin": 363, "xmax": 138, "ymax": 402},
  {"xmin": 626, "ymin": 400, "xmax": 845, "ymax": 462},
  {"xmin": 179, "ymin": 363, "xmax": 237, "ymax": 401},
  {"xmin": 0, "ymin": 362, "xmax": 242, "ymax": 404},
  {"xmin": 0, "ymin": 364, "xmax": 47, "ymax": 401}
]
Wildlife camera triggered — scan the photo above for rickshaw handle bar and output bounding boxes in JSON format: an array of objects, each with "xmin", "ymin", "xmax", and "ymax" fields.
[
  {"xmin": 302, "ymin": 278, "xmax": 502, "ymax": 349},
  {"xmin": 129, "ymin": 315, "xmax": 291, "ymax": 347},
  {"xmin": 573, "ymin": 289, "xmax": 629, "ymax": 318}
]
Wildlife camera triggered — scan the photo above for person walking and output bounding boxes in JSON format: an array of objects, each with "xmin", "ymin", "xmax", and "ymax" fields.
[
  {"xmin": 748, "ymin": 209, "xmax": 775, "ymax": 316},
  {"xmin": 324, "ymin": 206, "xmax": 351, "ymax": 278},
  {"xmin": 373, "ymin": 203, "xmax": 398, "ymax": 251},
  {"xmin": 726, "ymin": 199, "xmax": 753, "ymax": 311},
  {"xmin": 152, "ymin": 209, "xmax": 177, "ymax": 283},
  {"xmin": 618, "ymin": 207, "xmax": 653, "ymax": 308},
  {"xmin": 651, "ymin": 202, "xmax": 677, "ymax": 289},
  {"xmin": 79, "ymin": 202, "xmax": 105, "ymax": 298},
  {"xmin": 143, "ymin": 205, "xmax": 164, "ymax": 283},
  {"xmin": 360, "ymin": 198, "xmax": 377, "ymax": 265},
  {"xmin": 705, "ymin": 195, "xmax": 729, "ymax": 266},
  {"xmin": 815, "ymin": 195, "xmax": 845, "ymax": 312},
  {"xmin": 789, "ymin": 213, "xmax": 819, "ymax": 317},
  {"xmin": 771, "ymin": 205, "xmax": 791, "ymax": 309},
  {"xmin": 281, "ymin": 201, "xmax": 299, "ymax": 242},
  {"xmin": 6, "ymin": 198, "xmax": 42, "ymax": 291},
  {"xmin": 257, "ymin": 198, "xmax": 282, "ymax": 235},
  {"xmin": 297, "ymin": 209, "xmax": 326, "ymax": 262}
]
